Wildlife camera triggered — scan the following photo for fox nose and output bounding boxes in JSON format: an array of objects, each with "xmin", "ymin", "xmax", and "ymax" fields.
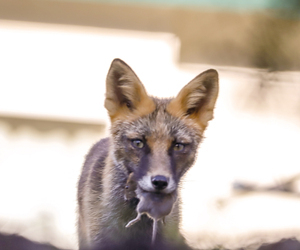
[{"xmin": 151, "ymin": 175, "xmax": 168, "ymax": 190}]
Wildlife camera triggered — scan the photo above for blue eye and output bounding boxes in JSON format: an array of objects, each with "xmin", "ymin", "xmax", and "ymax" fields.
[
  {"xmin": 174, "ymin": 143, "xmax": 185, "ymax": 151},
  {"xmin": 132, "ymin": 139, "xmax": 144, "ymax": 149}
]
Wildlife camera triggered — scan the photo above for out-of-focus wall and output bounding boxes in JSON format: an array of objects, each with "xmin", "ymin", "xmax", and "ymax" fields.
[
  {"xmin": 0, "ymin": 115, "xmax": 105, "ymax": 248},
  {"xmin": 1, "ymin": 0, "xmax": 300, "ymax": 70}
]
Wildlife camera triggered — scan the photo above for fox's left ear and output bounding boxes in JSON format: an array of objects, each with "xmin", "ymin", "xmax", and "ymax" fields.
[{"xmin": 167, "ymin": 69, "xmax": 219, "ymax": 130}]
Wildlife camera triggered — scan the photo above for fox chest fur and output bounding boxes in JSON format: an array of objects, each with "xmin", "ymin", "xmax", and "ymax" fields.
[{"xmin": 77, "ymin": 59, "xmax": 219, "ymax": 250}]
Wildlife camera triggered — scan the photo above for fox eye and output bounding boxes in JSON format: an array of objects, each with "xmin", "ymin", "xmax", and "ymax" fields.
[
  {"xmin": 132, "ymin": 139, "xmax": 144, "ymax": 149},
  {"xmin": 174, "ymin": 143, "xmax": 185, "ymax": 152}
]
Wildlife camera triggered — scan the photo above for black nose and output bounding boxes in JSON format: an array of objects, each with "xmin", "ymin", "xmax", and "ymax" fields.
[{"xmin": 151, "ymin": 175, "xmax": 168, "ymax": 190}]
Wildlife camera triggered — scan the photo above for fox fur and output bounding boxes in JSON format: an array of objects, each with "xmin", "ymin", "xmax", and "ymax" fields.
[{"xmin": 77, "ymin": 59, "xmax": 219, "ymax": 250}]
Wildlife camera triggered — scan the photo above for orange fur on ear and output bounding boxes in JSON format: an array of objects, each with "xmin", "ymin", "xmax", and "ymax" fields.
[
  {"xmin": 104, "ymin": 59, "xmax": 155, "ymax": 122},
  {"xmin": 167, "ymin": 69, "xmax": 219, "ymax": 130}
]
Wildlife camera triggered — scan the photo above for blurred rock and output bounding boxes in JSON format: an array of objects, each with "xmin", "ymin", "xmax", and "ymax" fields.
[{"xmin": 0, "ymin": 232, "xmax": 69, "ymax": 250}]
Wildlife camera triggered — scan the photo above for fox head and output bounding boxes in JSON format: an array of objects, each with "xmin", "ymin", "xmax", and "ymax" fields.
[{"xmin": 105, "ymin": 59, "xmax": 218, "ymax": 195}]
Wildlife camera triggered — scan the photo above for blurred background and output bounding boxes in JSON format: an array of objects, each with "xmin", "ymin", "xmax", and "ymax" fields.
[{"xmin": 0, "ymin": 0, "xmax": 300, "ymax": 249}]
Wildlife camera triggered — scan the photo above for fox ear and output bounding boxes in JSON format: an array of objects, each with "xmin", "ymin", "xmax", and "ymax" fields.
[
  {"xmin": 167, "ymin": 69, "xmax": 219, "ymax": 130},
  {"xmin": 105, "ymin": 59, "xmax": 155, "ymax": 121}
]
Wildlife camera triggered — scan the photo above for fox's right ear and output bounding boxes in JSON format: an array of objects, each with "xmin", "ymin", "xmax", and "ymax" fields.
[{"xmin": 105, "ymin": 59, "xmax": 155, "ymax": 121}]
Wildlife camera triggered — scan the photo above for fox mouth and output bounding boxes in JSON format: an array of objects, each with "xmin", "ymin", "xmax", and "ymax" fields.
[{"xmin": 138, "ymin": 186, "xmax": 177, "ymax": 200}]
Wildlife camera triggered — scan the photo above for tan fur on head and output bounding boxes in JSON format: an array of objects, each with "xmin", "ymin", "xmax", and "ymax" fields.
[
  {"xmin": 105, "ymin": 59, "xmax": 156, "ymax": 122},
  {"xmin": 167, "ymin": 69, "xmax": 219, "ymax": 131}
]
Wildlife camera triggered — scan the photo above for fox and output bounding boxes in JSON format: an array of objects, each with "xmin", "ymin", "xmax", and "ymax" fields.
[{"xmin": 77, "ymin": 58, "xmax": 219, "ymax": 250}]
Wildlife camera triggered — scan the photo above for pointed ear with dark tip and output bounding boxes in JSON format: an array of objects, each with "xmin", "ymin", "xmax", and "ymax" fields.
[
  {"xmin": 104, "ymin": 59, "xmax": 156, "ymax": 122},
  {"xmin": 167, "ymin": 69, "xmax": 219, "ymax": 130}
]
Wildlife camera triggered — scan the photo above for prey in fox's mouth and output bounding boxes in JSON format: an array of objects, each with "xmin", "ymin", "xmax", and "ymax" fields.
[{"xmin": 124, "ymin": 172, "xmax": 177, "ymax": 244}]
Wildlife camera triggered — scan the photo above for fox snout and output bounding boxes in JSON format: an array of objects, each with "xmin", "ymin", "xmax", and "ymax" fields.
[
  {"xmin": 151, "ymin": 175, "xmax": 169, "ymax": 190},
  {"xmin": 138, "ymin": 174, "xmax": 176, "ymax": 194}
]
